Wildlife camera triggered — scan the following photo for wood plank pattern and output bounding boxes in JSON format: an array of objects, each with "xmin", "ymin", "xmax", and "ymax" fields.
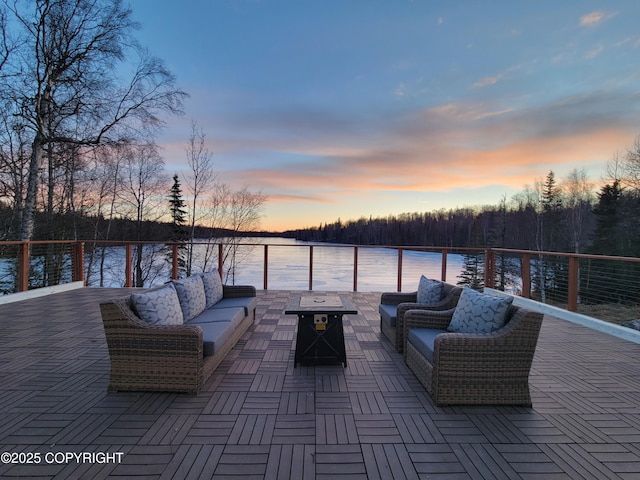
[{"xmin": 1, "ymin": 287, "xmax": 640, "ymax": 479}]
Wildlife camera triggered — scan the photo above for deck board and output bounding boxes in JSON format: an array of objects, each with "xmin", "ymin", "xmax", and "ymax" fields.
[{"xmin": 1, "ymin": 287, "xmax": 640, "ymax": 479}]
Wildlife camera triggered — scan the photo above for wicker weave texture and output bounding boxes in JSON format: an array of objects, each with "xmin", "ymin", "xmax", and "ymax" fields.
[
  {"xmin": 404, "ymin": 304, "xmax": 543, "ymax": 406},
  {"xmin": 100, "ymin": 285, "xmax": 255, "ymax": 394},
  {"xmin": 380, "ymin": 282, "xmax": 462, "ymax": 353}
]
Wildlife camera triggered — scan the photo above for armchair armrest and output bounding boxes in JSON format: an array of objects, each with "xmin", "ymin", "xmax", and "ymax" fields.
[
  {"xmin": 396, "ymin": 297, "xmax": 455, "ymax": 319},
  {"xmin": 440, "ymin": 285, "xmax": 463, "ymax": 309},
  {"xmin": 404, "ymin": 307, "xmax": 455, "ymax": 330},
  {"xmin": 380, "ymin": 291, "xmax": 417, "ymax": 305},
  {"xmin": 223, "ymin": 285, "xmax": 257, "ymax": 298},
  {"xmin": 402, "ymin": 308, "xmax": 455, "ymax": 360}
]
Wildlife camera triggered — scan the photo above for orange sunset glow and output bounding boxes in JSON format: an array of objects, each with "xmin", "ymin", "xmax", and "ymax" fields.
[{"xmin": 130, "ymin": 1, "xmax": 640, "ymax": 232}]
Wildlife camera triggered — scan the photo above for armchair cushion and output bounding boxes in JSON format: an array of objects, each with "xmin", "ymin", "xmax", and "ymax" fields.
[
  {"xmin": 448, "ymin": 287, "xmax": 513, "ymax": 334},
  {"xmin": 201, "ymin": 270, "xmax": 224, "ymax": 307},
  {"xmin": 417, "ymin": 275, "xmax": 443, "ymax": 304},
  {"xmin": 407, "ymin": 328, "xmax": 447, "ymax": 363},
  {"xmin": 130, "ymin": 283, "xmax": 184, "ymax": 326},
  {"xmin": 379, "ymin": 303, "xmax": 398, "ymax": 327},
  {"xmin": 172, "ymin": 275, "xmax": 207, "ymax": 321}
]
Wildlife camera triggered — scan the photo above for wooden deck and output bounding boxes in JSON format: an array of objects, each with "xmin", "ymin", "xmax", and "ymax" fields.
[{"xmin": 1, "ymin": 287, "xmax": 640, "ymax": 479}]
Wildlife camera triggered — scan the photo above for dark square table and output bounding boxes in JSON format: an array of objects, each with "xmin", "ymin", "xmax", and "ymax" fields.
[{"xmin": 285, "ymin": 295, "xmax": 357, "ymax": 367}]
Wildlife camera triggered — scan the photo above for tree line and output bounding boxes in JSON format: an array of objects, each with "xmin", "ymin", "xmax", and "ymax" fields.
[
  {"xmin": 285, "ymin": 147, "xmax": 640, "ymax": 307},
  {"xmin": 285, "ymin": 147, "xmax": 640, "ymax": 260}
]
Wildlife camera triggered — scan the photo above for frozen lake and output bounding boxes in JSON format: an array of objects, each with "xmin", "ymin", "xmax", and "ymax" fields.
[
  {"xmin": 1, "ymin": 238, "xmax": 467, "ymax": 294},
  {"xmin": 232, "ymin": 238, "xmax": 466, "ymax": 292}
]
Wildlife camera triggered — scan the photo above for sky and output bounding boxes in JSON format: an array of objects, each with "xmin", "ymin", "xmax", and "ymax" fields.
[{"xmin": 129, "ymin": 0, "xmax": 640, "ymax": 232}]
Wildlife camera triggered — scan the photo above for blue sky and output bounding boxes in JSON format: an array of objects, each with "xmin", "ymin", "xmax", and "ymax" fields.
[{"xmin": 130, "ymin": 1, "xmax": 640, "ymax": 231}]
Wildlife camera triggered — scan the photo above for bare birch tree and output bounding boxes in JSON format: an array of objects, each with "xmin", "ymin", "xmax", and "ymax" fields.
[
  {"xmin": 623, "ymin": 135, "xmax": 640, "ymax": 194},
  {"xmin": 184, "ymin": 121, "xmax": 216, "ymax": 275},
  {"xmin": 222, "ymin": 187, "xmax": 266, "ymax": 284},
  {"xmin": 117, "ymin": 142, "xmax": 167, "ymax": 287},
  {"xmin": 561, "ymin": 168, "xmax": 594, "ymax": 254},
  {"xmin": 82, "ymin": 143, "xmax": 124, "ymax": 286},
  {"xmin": 201, "ymin": 183, "xmax": 266, "ymax": 283},
  {"xmin": 2, "ymin": 0, "xmax": 186, "ymax": 242}
]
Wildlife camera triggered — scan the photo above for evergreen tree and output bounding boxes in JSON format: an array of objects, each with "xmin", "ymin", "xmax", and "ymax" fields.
[
  {"xmin": 541, "ymin": 170, "xmax": 564, "ymax": 251},
  {"xmin": 457, "ymin": 253, "xmax": 484, "ymax": 289},
  {"xmin": 583, "ymin": 180, "xmax": 640, "ymax": 304},
  {"xmin": 168, "ymin": 174, "xmax": 188, "ymax": 276},
  {"xmin": 457, "ymin": 219, "xmax": 485, "ymax": 289},
  {"xmin": 591, "ymin": 181, "xmax": 623, "ymax": 255},
  {"xmin": 534, "ymin": 171, "xmax": 567, "ymax": 303}
]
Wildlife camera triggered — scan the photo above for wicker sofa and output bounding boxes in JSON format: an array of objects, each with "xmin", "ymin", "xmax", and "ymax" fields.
[
  {"xmin": 379, "ymin": 279, "xmax": 462, "ymax": 352},
  {"xmin": 99, "ymin": 271, "xmax": 256, "ymax": 394},
  {"xmin": 403, "ymin": 292, "xmax": 543, "ymax": 406}
]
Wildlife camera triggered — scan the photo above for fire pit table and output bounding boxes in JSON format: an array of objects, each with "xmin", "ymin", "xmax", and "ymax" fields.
[{"xmin": 285, "ymin": 295, "xmax": 357, "ymax": 367}]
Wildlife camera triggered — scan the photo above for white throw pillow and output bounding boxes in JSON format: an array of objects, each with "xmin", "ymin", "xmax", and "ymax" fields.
[
  {"xmin": 172, "ymin": 275, "xmax": 207, "ymax": 321},
  {"xmin": 130, "ymin": 283, "xmax": 184, "ymax": 326},
  {"xmin": 417, "ymin": 275, "xmax": 443, "ymax": 304},
  {"xmin": 201, "ymin": 270, "xmax": 224, "ymax": 307},
  {"xmin": 448, "ymin": 287, "xmax": 513, "ymax": 334}
]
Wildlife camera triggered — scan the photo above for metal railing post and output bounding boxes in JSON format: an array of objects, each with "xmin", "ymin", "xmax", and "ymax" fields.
[
  {"xmin": 568, "ymin": 255, "xmax": 579, "ymax": 312},
  {"xmin": 484, "ymin": 249, "xmax": 495, "ymax": 289},
  {"xmin": 125, "ymin": 243, "xmax": 132, "ymax": 287},
  {"xmin": 353, "ymin": 246, "xmax": 358, "ymax": 292},
  {"xmin": 521, "ymin": 253, "xmax": 531, "ymax": 298},
  {"xmin": 441, "ymin": 248, "xmax": 447, "ymax": 282},
  {"xmin": 397, "ymin": 248, "xmax": 403, "ymax": 292},
  {"xmin": 72, "ymin": 242, "xmax": 85, "ymax": 284},
  {"xmin": 309, "ymin": 245, "xmax": 313, "ymax": 290},
  {"xmin": 17, "ymin": 242, "xmax": 29, "ymax": 292},
  {"xmin": 263, "ymin": 244, "xmax": 268, "ymax": 290}
]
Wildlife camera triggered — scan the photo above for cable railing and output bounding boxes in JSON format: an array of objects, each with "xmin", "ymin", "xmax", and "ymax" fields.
[{"xmin": 1, "ymin": 240, "xmax": 639, "ymax": 326}]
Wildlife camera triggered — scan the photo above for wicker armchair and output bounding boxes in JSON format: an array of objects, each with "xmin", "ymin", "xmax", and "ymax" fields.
[
  {"xmin": 403, "ymin": 304, "xmax": 543, "ymax": 406},
  {"xmin": 379, "ymin": 282, "xmax": 462, "ymax": 352}
]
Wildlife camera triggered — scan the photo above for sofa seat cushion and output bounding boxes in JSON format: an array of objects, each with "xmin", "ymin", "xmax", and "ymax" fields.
[
  {"xmin": 172, "ymin": 275, "xmax": 207, "ymax": 321},
  {"xmin": 213, "ymin": 296, "xmax": 257, "ymax": 317},
  {"xmin": 379, "ymin": 303, "xmax": 397, "ymax": 327},
  {"xmin": 201, "ymin": 270, "xmax": 224, "ymax": 307},
  {"xmin": 417, "ymin": 276, "xmax": 444, "ymax": 304},
  {"xmin": 448, "ymin": 287, "xmax": 513, "ymax": 334},
  {"xmin": 198, "ymin": 321, "xmax": 234, "ymax": 356},
  {"xmin": 130, "ymin": 283, "xmax": 184, "ymax": 326},
  {"xmin": 407, "ymin": 328, "xmax": 447, "ymax": 364},
  {"xmin": 186, "ymin": 306, "xmax": 245, "ymax": 330}
]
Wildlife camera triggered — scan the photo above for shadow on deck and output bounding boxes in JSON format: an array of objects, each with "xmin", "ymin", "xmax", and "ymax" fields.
[{"xmin": 1, "ymin": 288, "xmax": 640, "ymax": 479}]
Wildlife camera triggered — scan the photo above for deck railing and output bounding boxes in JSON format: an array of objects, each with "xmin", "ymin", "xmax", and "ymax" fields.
[{"xmin": 1, "ymin": 240, "xmax": 639, "ymax": 325}]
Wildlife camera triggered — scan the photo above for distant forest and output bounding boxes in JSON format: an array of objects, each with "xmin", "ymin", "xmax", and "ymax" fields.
[
  {"xmin": 3, "ymin": 167, "xmax": 639, "ymax": 262},
  {"xmin": 284, "ymin": 168, "xmax": 640, "ymax": 259},
  {"xmin": 0, "ymin": 205, "xmax": 276, "ymax": 245}
]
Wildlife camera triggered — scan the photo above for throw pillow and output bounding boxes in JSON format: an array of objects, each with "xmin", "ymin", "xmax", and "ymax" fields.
[
  {"xmin": 201, "ymin": 270, "xmax": 224, "ymax": 307},
  {"xmin": 417, "ymin": 275, "xmax": 443, "ymax": 304},
  {"xmin": 447, "ymin": 287, "xmax": 513, "ymax": 334},
  {"xmin": 130, "ymin": 283, "xmax": 184, "ymax": 326},
  {"xmin": 172, "ymin": 275, "xmax": 207, "ymax": 321}
]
